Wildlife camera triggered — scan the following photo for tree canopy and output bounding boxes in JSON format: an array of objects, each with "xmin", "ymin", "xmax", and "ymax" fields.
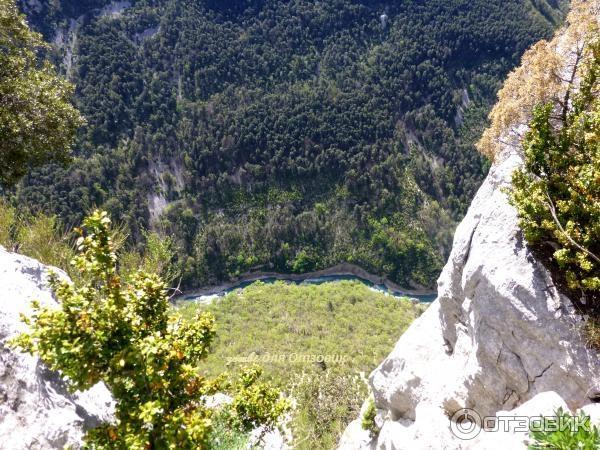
[
  {"xmin": 0, "ymin": 0, "xmax": 83, "ymax": 186},
  {"xmin": 505, "ymin": 3, "xmax": 599, "ymax": 347},
  {"xmin": 13, "ymin": 0, "xmax": 567, "ymax": 289}
]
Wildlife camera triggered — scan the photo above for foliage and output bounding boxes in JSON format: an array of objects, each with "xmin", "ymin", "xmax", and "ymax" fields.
[
  {"xmin": 0, "ymin": 199, "xmax": 180, "ymax": 287},
  {"xmin": 291, "ymin": 372, "xmax": 367, "ymax": 450},
  {"xmin": 0, "ymin": 199, "xmax": 74, "ymax": 269},
  {"xmin": 205, "ymin": 412, "xmax": 249, "ymax": 450},
  {"xmin": 12, "ymin": 210, "xmax": 288, "ymax": 449},
  {"xmin": 477, "ymin": 1, "xmax": 595, "ymax": 159},
  {"xmin": 177, "ymin": 280, "xmax": 427, "ymax": 447},
  {"xmin": 0, "ymin": 0, "xmax": 83, "ymax": 186},
  {"xmin": 228, "ymin": 366, "xmax": 290, "ymax": 432},
  {"xmin": 583, "ymin": 318, "xmax": 600, "ymax": 350},
  {"xmin": 15, "ymin": 212, "xmax": 73, "ymax": 269},
  {"xmin": 509, "ymin": 37, "xmax": 600, "ymax": 314},
  {"xmin": 476, "ymin": 39, "xmax": 562, "ymax": 158},
  {"xmin": 361, "ymin": 398, "xmax": 379, "ymax": 437},
  {"xmin": 0, "ymin": 199, "xmax": 16, "ymax": 248},
  {"xmin": 528, "ymin": 407, "xmax": 600, "ymax": 450},
  {"xmin": 177, "ymin": 280, "xmax": 426, "ymax": 382},
  {"xmin": 13, "ymin": 0, "xmax": 568, "ymax": 290},
  {"xmin": 119, "ymin": 229, "xmax": 182, "ymax": 287}
]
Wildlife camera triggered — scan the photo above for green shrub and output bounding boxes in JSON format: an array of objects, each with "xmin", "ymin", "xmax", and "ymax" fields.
[
  {"xmin": 206, "ymin": 412, "xmax": 249, "ymax": 450},
  {"xmin": 509, "ymin": 39, "xmax": 599, "ymax": 320},
  {"xmin": 528, "ymin": 407, "xmax": 600, "ymax": 450},
  {"xmin": 16, "ymin": 212, "xmax": 74, "ymax": 269},
  {"xmin": 291, "ymin": 372, "xmax": 367, "ymax": 450},
  {"xmin": 119, "ymin": 229, "xmax": 181, "ymax": 287},
  {"xmin": 361, "ymin": 398, "xmax": 379, "ymax": 437},
  {"xmin": 0, "ymin": 200, "xmax": 74, "ymax": 270},
  {"xmin": 13, "ymin": 210, "xmax": 288, "ymax": 449},
  {"xmin": 584, "ymin": 318, "xmax": 600, "ymax": 350},
  {"xmin": 292, "ymin": 249, "xmax": 318, "ymax": 273},
  {"xmin": 0, "ymin": 199, "xmax": 16, "ymax": 248}
]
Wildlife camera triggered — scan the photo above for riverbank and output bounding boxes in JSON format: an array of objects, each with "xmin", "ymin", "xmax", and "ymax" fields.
[{"xmin": 178, "ymin": 263, "xmax": 438, "ymax": 303}]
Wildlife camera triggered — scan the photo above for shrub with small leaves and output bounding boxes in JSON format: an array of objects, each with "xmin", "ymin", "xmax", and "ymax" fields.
[
  {"xmin": 583, "ymin": 318, "xmax": 600, "ymax": 350},
  {"xmin": 228, "ymin": 366, "xmax": 290, "ymax": 431},
  {"xmin": 528, "ymin": 407, "xmax": 600, "ymax": 450},
  {"xmin": 509, "ymin": 38, "xmax": 599, "ymax": 315},
  {"xmin": 291, "ymin": 371, "xmax": 367, "ymax": 449},
  {"xmin": 12, "ymin": 210, "xmax": 288, "ymax": 449},
  {"xmin": 361, "ymin": 398, "xmax": 379, "ymax": 437}
]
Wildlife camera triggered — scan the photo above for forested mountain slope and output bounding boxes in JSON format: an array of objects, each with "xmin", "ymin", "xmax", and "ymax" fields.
[{"xmin": 13, "ymin": 0, "xmax": 567, "ymax": 289}]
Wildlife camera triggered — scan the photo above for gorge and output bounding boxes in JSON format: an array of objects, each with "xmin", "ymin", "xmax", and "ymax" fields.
[{"xmin": 0, "ymin": 0, "xmax": 598, "ymax": 449}]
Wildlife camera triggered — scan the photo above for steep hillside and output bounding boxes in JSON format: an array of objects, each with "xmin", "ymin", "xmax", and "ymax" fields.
[
  {"xmin": 13, "ymin": 0, "xmax": 566, "ymax": 290},
  {"xmin": 339, "ymin": 2, "xmax": 600, "ymax": 449}
]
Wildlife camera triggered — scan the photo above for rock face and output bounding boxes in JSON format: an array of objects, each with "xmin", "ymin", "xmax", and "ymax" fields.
[
  {"xmin": 0, "ymin": 247, "xmax": 114, "ymax": 449},
  {"xmin": 339, "ymin": 140, "xmax": 600, "ymax": 450},
  {"xmin": 339, "ymin": 9, "xmax": 600, "ymax": 449}
]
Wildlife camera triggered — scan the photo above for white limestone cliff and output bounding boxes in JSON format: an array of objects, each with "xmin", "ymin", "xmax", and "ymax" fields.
[
  {"xmin": 339, "ymin": 141, "xmax": 600, "ymax": 450},
  {"xmin": 0, "ymin": 247, "xmax": 114, "ymax": 449},
  {"xmin": 339, "ymin": 4, "xmax": 600, "ymax": 448}
]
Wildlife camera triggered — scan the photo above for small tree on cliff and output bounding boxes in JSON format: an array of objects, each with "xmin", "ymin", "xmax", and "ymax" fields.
[
  {"xmin": 508, "ymin": 36, "xmax": 599, "ymax": 345},
  {"xmin": 476, "ymin": 0, "xmax": 596, "ymax": 160},
  {"xmin": 13, "ymin": 210, "xmax": 289, "ymax": 449}
]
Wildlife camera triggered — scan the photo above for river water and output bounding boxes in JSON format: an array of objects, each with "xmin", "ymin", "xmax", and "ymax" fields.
[{"xmin": 180, "ymin": 274, "xmax": 438, "ymax": 304}]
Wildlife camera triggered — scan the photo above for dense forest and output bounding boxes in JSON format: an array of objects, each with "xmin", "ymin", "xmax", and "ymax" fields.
[{"xmin": 11, "ymin": 0, "xmax": 567, "ymax": 289}]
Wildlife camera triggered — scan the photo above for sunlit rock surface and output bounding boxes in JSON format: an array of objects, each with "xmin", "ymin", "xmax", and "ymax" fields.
[{"xmin": 0, "ymin": 247, "xmax": 114, "ymax": 449}]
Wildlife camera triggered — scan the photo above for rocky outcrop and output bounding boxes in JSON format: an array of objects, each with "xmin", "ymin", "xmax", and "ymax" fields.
[
  {"xmin": 0, "ymin": 247, "xmax": 114, "ymax": 449},
  {"xmin": 340, "ymin": 389, "xmax": 600, "ymax": 450},
  {"xmin": 338, "ymin": 143, "xmax": 600, "ymax": 448},
  {"xmin": 339, "ymin": 6, "xmax": 600, "ymax": 449}
]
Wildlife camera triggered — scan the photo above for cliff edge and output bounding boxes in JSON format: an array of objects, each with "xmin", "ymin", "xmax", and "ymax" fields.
[
  {"xmin": 339, "ymin": 3, "xmax": 600, "ymax": 448},
  {"xmin": 0, "ymin": 247, "xmax": 114, "ymax": 449}
]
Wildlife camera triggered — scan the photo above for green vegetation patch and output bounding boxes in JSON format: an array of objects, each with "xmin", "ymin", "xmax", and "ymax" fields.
[
  {"xmin": 177, "ymin": 280, "xmax": 427, "ymax": 448},
  {"xmin": 508, "ymin": 36, "xmax": 599, "ymax": 345},
  {"xmin": 528, "ymin": 407, "xmax": 600, "ymax": 450},
  {"xmin": 177, "ymin": 280, "xmax": 426, "ymax": 383}
]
